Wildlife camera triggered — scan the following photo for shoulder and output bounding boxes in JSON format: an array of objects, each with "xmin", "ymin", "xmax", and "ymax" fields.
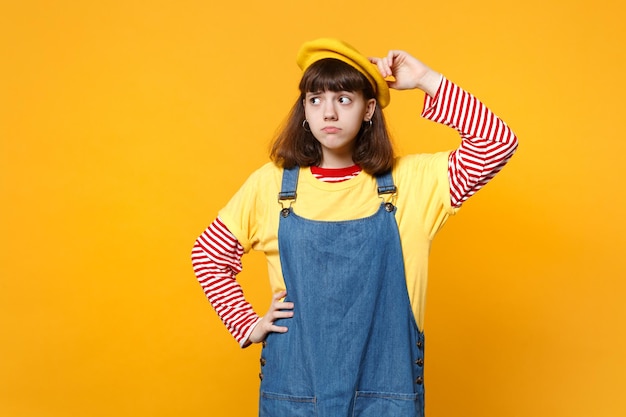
[
  {"xmin": 392, "ymin": 152, "xmax": 457, "ymax": 219},
  {"xmin": 248, "ymin": 161, "xmax": 283, "ymax": 180},
  {"xmin": 218, "ymin": 162, "xmax": 284, "ymax": 249},
  {"xmin": 393, "ymin": 152, "xmax": 452, "ymax": 178},
  {"xmin": 237, "ymin": 162, "xmax": 283, "ymax": 191},
  {"xmin": 221, "ymin": 162, "xmax": 283, "ymax": 211}
]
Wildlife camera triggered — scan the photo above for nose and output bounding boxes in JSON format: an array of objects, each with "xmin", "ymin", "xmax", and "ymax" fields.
[{"xmin": 323, "ymin": 101, "xmax": 338, "ymax": 121}]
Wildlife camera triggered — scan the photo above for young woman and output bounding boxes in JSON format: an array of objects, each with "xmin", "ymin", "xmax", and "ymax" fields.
[{"xmin": 191, "ymin": 38, "xmax": 518, "ymax": 417}]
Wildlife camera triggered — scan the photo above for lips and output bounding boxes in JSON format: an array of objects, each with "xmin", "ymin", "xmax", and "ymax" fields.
[{"xmin": 321, "ymin": 126, "xmax": 341, "ymax": 133}]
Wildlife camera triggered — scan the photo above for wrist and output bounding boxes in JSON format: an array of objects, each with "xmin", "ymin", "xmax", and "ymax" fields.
[{"xmin": 416, "ymin": 70, "xmax": 442, "ymax": 98}]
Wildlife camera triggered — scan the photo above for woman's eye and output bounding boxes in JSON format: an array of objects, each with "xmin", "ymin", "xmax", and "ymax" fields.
[
  {"xmin": 339, "ymin": 96, "xmax": 352, "ymax": 104},
  {"xmin": 309, "ymin": 97, "xmax": 321, "ymax": 105}
]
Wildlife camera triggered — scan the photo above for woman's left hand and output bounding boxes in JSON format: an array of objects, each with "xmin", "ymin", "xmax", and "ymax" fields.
[{"xmin": 369, "ymin": 50, "xmax": 441, "ymax": 96}]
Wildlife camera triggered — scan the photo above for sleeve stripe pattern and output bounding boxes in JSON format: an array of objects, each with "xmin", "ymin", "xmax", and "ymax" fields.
[
  {"xmin": 422, "ymin": 77, "xmax": 518, "ymax": 208},
  {"xmin": 191, "ymin": 171, "xmax": 368, "ymax": 347},
  {"xmin": 191, "ymin": 217, "xmax": 260, "ymax": 347}
]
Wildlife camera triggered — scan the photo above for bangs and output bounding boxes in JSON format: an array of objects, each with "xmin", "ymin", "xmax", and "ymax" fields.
[{"xmin": 299, "ymin": 58, "xmax": 373, "ymax": 96}]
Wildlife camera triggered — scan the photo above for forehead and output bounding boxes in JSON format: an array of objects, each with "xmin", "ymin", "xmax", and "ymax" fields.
[
  {"xmin": 305, "ymin": 90, "xmax": 361, "ymax": 95},
  {"xmin": 300, "ymin": 59, "xmax": 370, "ymax": 94}
]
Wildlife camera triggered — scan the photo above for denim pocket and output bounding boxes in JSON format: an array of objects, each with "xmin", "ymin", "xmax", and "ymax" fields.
[
  {"xmin": 352, "ymin": 391, "xmax": 423, "ymax": 417},
  {"xmin": 259, "ymin": 391, "xmax": 317, "ymax": 417}
]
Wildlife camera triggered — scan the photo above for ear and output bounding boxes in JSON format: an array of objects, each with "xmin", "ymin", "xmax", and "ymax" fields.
[{"xmin": 364, "ymin": 98, "xmax": 377, "ymax": 121}]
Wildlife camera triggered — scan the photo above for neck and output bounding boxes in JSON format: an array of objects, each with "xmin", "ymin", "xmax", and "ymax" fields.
[{"xmin": 319, "ymin": 152, "xmax": 354, "ymax": 169}]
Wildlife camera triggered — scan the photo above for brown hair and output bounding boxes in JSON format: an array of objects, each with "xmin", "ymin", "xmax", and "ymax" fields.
[{"xmin": 270, "ymin": 59, "xmax": 394, "ymax": 175}]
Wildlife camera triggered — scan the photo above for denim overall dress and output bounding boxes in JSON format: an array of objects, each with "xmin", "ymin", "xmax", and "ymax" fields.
[{"xmin": 259, "ymin": 167, "xmax": 425, "ymax": 417}]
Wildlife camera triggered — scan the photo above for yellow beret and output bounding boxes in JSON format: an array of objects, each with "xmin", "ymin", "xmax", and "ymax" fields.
[{"xmin": 296, "ymin": 38, "xmax": 390, "ymax": 108}]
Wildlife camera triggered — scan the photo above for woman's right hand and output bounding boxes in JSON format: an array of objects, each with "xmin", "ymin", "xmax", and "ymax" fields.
[
  {"xmin": 248, "ymin": 290, "xmax": 294, "ymax": 344},
  {"xmin": 369, "ymin": 50, "xmax": 441, "ymax": 97}
]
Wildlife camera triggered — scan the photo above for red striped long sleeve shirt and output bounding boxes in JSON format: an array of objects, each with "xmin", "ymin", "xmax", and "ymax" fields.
[{"xmin": 191, "ymin": 77, "xmax": 518, "ymax": 346}]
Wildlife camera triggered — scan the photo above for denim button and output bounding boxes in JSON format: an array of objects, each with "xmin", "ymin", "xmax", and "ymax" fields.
[
  {"xmin": 262, "ymin": 340, "xmax": 267, "ymax": 348},
  {"xmin": 260, "ymin": 357, "xmax": 267, "ymax": 366},
  {"xmin": 415, "ymin": 376, "xmax": 423, "ymax": 385},
  {"xmin": 414, "ymin": 358, "xmax": 424, "ymax": 366},
  {"xmin": 416, "ymin": 340, "xmax": 423, "ymax": 349},
  {"xmin": 259, "ymin": 372, "xmax": 264, "ymax": 380}
]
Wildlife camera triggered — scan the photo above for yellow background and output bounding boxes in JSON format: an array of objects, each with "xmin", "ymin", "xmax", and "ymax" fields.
[{"xmin": 2, "ymin": 0, "xmax": 625, "ymax": 416}]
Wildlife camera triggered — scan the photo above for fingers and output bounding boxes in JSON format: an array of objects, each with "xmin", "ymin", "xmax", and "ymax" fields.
[
  {"xmin": 271, "ymin": 290, "xmax": 294, "ymax": 311},
  {"xmin": 369, "ymin": 54, "xmax": 393, "ymax": 78},
  {"xmin": 267, "ymin": 291, "xmax": 294, "ymax": 329},
  {"xmin": 249, "ymin": 291, "xmax": 294, "ymax": 343},
  {"xmin": 369, "ymin": 50, "xmax": 406, "ymax": 78},
  {"xmin": 272, "ymin": 289, "xmax": 288, "ymax": 303}
]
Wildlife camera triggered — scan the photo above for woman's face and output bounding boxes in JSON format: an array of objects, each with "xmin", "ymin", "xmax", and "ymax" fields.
[{"xmin": 304, "ymin": 89, "xmax": 376, "ymax": 167}]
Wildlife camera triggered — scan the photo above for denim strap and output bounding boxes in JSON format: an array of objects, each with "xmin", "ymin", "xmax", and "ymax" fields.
[
  {"xmin": 278, "ymin": 166, "xmax": 299, "ymax": 201},
  {"xmin": 376, "ymin": 170, "xmax": 397, "ymax": 196}
]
